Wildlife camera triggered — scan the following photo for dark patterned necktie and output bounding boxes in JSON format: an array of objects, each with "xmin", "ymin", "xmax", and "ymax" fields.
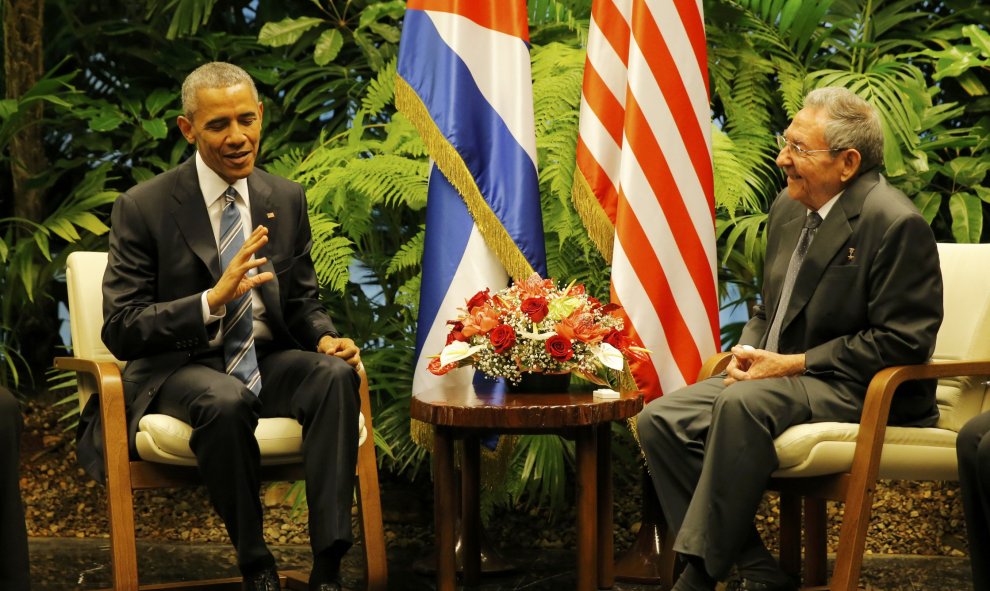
[
  {"xmin": 765, "ymin": 211, "xmax": 823, "ymax": 353},
  {"xmin": 219, "ymin": 186, "xmax": 261, "ymax": 395}
]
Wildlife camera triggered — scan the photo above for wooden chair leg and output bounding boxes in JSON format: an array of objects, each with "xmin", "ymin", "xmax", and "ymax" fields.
[
  {"xmin": 778, "ymin": 492, "xmax": 801, "ymax": 580},
  {"xmin": 99, "ymin": 369, "xmax": 141, "ymax": 591},
  {"xmin": 830, "ymin": 490, "xmax": 874, "ymax": 591},
  {"xmin": 356, "ymin": 371, "xmax": 387, "ymax": 591},
  {"xmin": 803, "ymin": 497, "xmax": 827, "ymax": 587}
]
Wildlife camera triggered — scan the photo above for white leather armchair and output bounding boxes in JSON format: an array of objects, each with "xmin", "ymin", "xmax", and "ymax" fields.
[
  {"xmin": 691, "ymin": 242, "xmax": 990, "ymax": 591},
  {"xmin": 57, "ymin": 251, "xmax": 387, "ymax": 590}
]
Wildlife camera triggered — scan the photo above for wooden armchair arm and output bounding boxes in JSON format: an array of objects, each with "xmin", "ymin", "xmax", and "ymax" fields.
[
  {"xmin": 54, "ymin": 355, "xmax": 131, "ymax": 480},
  {"xmin": 697, "ymin": 352, "xmax": 733, "ymax": 381},
  {"xmin": 853, "ymin": 359, "xmax": 990, "ymax": 482},
  {"xmin": 54, "ymin": 356, "xmax": 123, "ymax": 384},
  {"xmin": 817, "ymin": 359, "xmax": 990, "ymax": 583}
]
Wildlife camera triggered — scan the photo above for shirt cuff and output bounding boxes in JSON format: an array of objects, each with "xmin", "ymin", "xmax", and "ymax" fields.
[{"xmin": 202, "ymin": 290, "xmax": 226, "ymax": 325}]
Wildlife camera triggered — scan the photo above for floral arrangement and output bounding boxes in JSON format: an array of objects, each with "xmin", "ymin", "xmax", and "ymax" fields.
[{"xmin": 428, "ymin": 274, "xmax": 648, "ymax": 389}]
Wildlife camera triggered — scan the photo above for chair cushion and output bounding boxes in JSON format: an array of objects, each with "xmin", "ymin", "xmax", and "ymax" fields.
[
  {"xmin": 772, "ymin": 422, "xmax": 959, "ymax": 480},
  {"xmin": 136, "ymin": 413, "xmax": 367, "ymax": 467}
]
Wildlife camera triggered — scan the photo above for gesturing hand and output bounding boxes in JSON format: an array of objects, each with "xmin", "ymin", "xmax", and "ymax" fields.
[
  {"xmin": 318, "ymin": 335, "xmax": 362, "ymax": 368},
  {"xmin": 207, "ymin": 225, "xmax": 274, "ymax": 310}
]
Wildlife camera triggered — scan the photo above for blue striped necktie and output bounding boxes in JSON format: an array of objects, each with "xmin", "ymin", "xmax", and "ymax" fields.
[{"xmin": 219, "ymin": 186, "xmax": 261, "ymax": 395}]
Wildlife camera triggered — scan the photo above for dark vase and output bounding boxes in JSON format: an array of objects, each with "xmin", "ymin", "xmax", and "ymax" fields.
[{"xmin": 507, "ymin": 371, "xmax": 572, "ymax": 394}]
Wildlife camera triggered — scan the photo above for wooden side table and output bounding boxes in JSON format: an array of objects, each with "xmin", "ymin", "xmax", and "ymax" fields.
[{"xmin": 411, "ymin": 384, "xmax": 643, "ymax": 591}]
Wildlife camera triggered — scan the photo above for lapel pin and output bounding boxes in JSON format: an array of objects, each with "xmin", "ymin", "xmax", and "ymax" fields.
[
  {"xmin": 847, "ymin": 247, "xmax": 856, "ymax": 262},
  {"xmin": 266, "ymin": 212, "xmax": 276, "ymax": 219}
]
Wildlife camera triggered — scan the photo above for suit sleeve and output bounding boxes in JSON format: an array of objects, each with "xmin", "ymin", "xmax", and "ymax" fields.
[
  {"xmin": 101, "ymin": 192, "xmax": 210, "ymax": 360},
  {"xmin": 738, "ymin": 304, "xmax": 767, "ymax": 347},
  {"xmin": 279, "ymin": 184, "xmax": 338, "ymax": 349},
  {"xmin": 803, "ymin": 212, "xmax": 943, "ymax": 383}
]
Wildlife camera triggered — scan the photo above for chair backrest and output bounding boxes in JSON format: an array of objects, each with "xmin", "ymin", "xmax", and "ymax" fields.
[
  {"xmin": 932, "ymin": 243, "xmax": 990, "ymax": 431},
  {"xmin": 65, "ymin": 251, "xmax": 121, "ymax": 409}
]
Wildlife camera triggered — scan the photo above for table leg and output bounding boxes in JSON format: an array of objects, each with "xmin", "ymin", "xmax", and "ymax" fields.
[
  {"xmin": 597, "ymin": 423, "xmax": 614, "ymax": 589},
  {"xmin": 576, "ymin": 426, "xmax": 598, "ymax": 591},
  {"xmin": 461, "ymin": 435, "xmax": 482, "ymax": 586},
  {"xmin": 434, "ymin": 427, "xmax": 457, "ymax": 591}
]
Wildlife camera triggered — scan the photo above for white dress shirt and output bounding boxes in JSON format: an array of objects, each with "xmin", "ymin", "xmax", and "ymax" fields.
[{"xmin": 195, "ymin": 152, "xmax": 273, "ymax": 345}]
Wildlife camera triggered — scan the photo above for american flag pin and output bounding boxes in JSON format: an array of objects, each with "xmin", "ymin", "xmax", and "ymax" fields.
[{"xmin": 266, "ymin": 212, "xmax": 275, "ymax": 219}]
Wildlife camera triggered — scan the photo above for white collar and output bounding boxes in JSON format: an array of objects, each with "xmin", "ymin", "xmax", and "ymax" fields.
[
  {"xmin": 195, "ymin": 152, "xmax": 249, "ymax": 207},
  {"xmin": 812, "ymin": 190, "xmax": 842, "ymax": 220}
]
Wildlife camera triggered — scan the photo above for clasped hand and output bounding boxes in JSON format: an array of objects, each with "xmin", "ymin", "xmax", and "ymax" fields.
[
  {"xmin": 723, "ymin": 345, "xmax": 806, "ymax": 385},
  {"xmin": 207, "ymin": 225, "xmax": 274, "ymax": 310},
  {"xmin": 318, "ymin": 335, "xmax": 361, "ymax": 368}
]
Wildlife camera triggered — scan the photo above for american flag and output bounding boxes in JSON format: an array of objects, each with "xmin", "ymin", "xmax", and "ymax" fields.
[{"xmin": 572, "ymin": 0, "xmax": 718, "ymax": 402}]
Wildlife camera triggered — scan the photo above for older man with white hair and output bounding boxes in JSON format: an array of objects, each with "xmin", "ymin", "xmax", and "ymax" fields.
[{"xmin": 637, "ymin": 87, "xmax": 944, "ymax": 591}]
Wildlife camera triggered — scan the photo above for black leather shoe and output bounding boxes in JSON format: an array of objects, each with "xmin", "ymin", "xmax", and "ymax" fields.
[
  {"xmin": 243, "ymin": 566, "xmax": 280, "ymax": 591},
  {"xmin": 726, "ymin": 575, "xmax": 798, "ymax": 591}
]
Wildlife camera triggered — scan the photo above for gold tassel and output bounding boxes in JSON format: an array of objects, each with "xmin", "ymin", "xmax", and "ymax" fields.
[
  {"xmin": 410, "ymin": 418, "xmax": 434, "ymax": 451},
  {"xmin": 571, "ymin": 171, "xmax": 615, "ymax": 263},
  {"xmin": 395, "ymin": 77, "xmax": 536, "ymax": 282},
  {"xmin": 409, "ymin": 418, "xmax": 517, "ymax": 490},
  {"xmin": 627, "ymin": 415, "xmax": 641, "ymax": 449}
]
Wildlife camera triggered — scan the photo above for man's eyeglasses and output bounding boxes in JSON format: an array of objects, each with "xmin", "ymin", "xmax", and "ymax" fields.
[{"xmin": 775, "ymin": 135, "xmax": 846, "ymax": 157}]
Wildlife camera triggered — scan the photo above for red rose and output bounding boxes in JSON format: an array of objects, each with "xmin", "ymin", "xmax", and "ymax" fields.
[
  {"xmin": 601, "ymin": 303, "xmax": 622, "ymax": 315},
  {"xmin": 446, "ymin": 321, "xmax": 467, "ymax": 344},
  {"xmin": 466, "ymin": 288, "xmax": 491, "ymax": 311},
  {"xmin": 604, "ymin": 329, "xmax": 630, "ymax": 351},
  {"xmin": 546, "ymin": 334, "xmax": 574, "ymax": 362},
  {"xmin": 428, "ymin": 357, "xmax": 457, "ymax": 376},
  {"xmin": 520, "ymin": 296, "xmax": 549, "ymax": 323},
  {"xmin": 488, "ymin": 324, "xmax": 516, "ymax": 354}
]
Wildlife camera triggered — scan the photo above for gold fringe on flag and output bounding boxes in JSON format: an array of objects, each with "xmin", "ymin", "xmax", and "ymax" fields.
[
  {"xmin": 395, "ymin": 77, "xmax": 536, "ymax": 283},
  {"xmin": 397, "ymin": 74, "xmax": 532, "ymax": 487},
  {"xmin": 411, "ymin": 418, "xmax": 518, "ymax": 491},
  {"xmin": 570, "ymin": 170, "xmax": 615, "ymax": 263}
]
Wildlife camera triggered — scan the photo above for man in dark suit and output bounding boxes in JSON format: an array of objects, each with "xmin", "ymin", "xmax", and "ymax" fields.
[
  {"xmin": 956, "ymin": 411, "xmax": 990, "ymax": 590},
  {"xmin": 89, "ymin": 62, "xmax": 360, "ymax": 591},
  {"xmin": 1, "ymin": 386, "xmax": 30, "ymax": 590},
  {"xmin": 637, "ymin": 87, "xmax": 944, "ymax": 591}
]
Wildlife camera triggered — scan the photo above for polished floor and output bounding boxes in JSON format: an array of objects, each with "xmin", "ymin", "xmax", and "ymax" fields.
[{"xmin": 27, "ymin": 537, "xmax": 973, "ymax": 590}]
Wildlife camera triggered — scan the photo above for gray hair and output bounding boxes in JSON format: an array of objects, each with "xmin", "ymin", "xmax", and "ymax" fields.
[
  {"xmin": 181, "ymin": 62, "xmax": 259, "ymax": 119},
  {"xmin": 803, "ymin": 87, "xmax": 884, "ymax": 171}
]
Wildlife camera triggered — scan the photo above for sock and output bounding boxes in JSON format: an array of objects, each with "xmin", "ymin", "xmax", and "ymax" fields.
[
  {"xmin": 672, "ymin": 557, "xmax": 718, "ymax": 591},
  {"xmin": 735, "ymin": 530, "xmax": 791, "ymax": 584},
  {"xmin": 310, "ymin": 545, "xmax": 346, "ymax": 588}
]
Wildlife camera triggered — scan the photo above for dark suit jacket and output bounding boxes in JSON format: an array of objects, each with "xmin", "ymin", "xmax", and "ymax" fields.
[
  {"xmin": 738, "ymin": 168, "xmax": 943, "ymax": 426},
  {"xmin": 77, "ymin": 157, "xmax": 338, "ymax": 481}
]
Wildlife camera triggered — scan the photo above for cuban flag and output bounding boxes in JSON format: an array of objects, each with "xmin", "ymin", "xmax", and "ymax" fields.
[{"xmin": 396, "ymin": 1, "xmax": 547, "ymax": 396}]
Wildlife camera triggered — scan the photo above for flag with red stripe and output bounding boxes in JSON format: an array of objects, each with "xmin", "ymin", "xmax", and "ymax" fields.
[
  {"xmin": 575, "ymin": 0, "xmax": 719, "ymax": 402},
  {"xmin": 396, "ymin": 0, "xmax": 547, "ymax": 397}
]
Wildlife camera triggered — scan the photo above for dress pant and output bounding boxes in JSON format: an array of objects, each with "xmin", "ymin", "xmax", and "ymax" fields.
[
  {"xmin": 957, "ymin": 411, "xmax": 990, "ymax": 591},
  {"xmin": 1, "ymin": 387, "xmax": 30, "ymax": 590},
  {"xmin": 149, "ymin": 347, "xmax": 360, "ymax": 573},
  {"xmin": 636, "ymin": 375, "xmax": 861, "ymax": 580}
]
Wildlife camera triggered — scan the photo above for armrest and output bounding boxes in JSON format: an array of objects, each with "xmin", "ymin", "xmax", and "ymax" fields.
[
  {"xmin": 54, "ymin": 356, "xmax": 123, "ymax": 383},
  {"xmin": 852, "ymin": 359, "xmax": 990, "ymax": 480},
  {"xmin": 356, "ymin": 364, "xmax": 374, "ymax": 433},
  {"xmin": 697, "ymin": 352, "xmax": 733, "ymax": 381},
  {"xmin": 54, "ymin": 355, "xmax": 130, "ymax": 479}
]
